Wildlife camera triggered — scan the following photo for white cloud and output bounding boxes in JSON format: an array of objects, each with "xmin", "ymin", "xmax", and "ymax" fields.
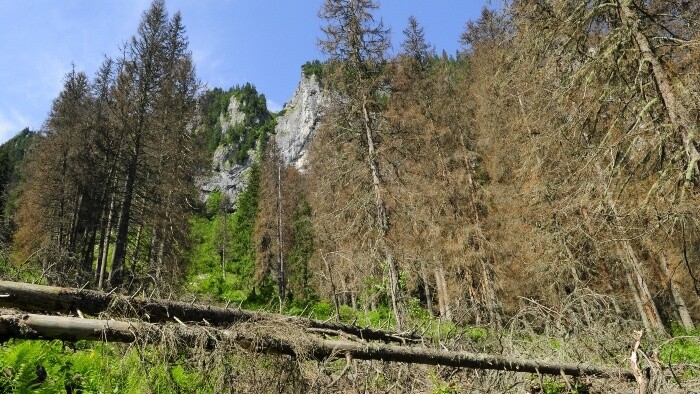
[{"xmin": 0, "ymin": 108, "xmax": 31, "ymax": 143}]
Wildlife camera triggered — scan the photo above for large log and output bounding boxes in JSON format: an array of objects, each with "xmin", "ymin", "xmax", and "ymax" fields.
[
  {"xmin": 0, "ymin": 280, "xmax": 416, "ymax": 343},
  {"xmin": 0, "ymin": 313, "xmax": 635, "ymax": 380}
]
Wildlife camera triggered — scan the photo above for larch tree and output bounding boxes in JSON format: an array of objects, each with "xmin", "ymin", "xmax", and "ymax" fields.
[
  {"xmin": 109, "ymin": 0, "xmax": 199, "ymax": 288},
  {"xmin": 311, "ymin": 0, "xmax": 407, "ymax": 326},
  {"xmin": 15, "ymin": 0, "xmax": 199, "ymax": 292},
  {"xmin": 500, "ymin": 0, "xmax": 700, "ymax": 334}
]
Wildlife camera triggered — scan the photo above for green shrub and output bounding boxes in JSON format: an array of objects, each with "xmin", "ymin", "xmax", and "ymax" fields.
[
  {"xmin": 311, "ymin": 301, "xmax": 333, "ymax": 320},
  {"xmin": 0, "ymin": 340, "xmax": 105, "ymax": 392},
  {"xmin": 660, "ymin": 336, "xmax": 700, "ymax": 364},
  {"xmin": 301, "ymin": 60, "xmax": 324, "ymax": 80}
]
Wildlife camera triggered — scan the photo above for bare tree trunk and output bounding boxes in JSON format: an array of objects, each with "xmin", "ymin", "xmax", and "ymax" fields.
[
  {"xmin": 659, "ymin": 253, "xmax": 694, "ymax": 331},
  {"xmin": 479, "ymin": 259, "xmax": 499, "ymax": 324},
  {"xmin": 462, "ymin": 139, "xmax": 500, "ymax": 324},
  {"xmin": 0, "ymin": 280, "xmax": 419, "ymax": 344},
  {"xmin": 434, "ymin": 266, "xmax": 451, "ymax": 321},
  {"xmin": 131, "ymin": 223, "xmax": 144, "ymax": 271},
  {"xmin": 600, "ymin": 258, "xmax": 625, "ymax": 315},
  {"xmin": 221, "ymin": 215, "xmax": 226, "ymax": 280},
  {"xmin": 599, "ymin": 165, "xmax": 666, "ymax": 336},
  {"xmin": 322, "ymin": 255, "xmax": 341, "ymax": 323},
  {"xmin": 560, "ymin": 238, "xmax": 593, "ymax": 325},
  {"xmin": 434, "ymin": 268, "xmax": 446, "ymax": 318},
  {"xmin": 626, "ymin": 269, "xmax": 652, "ymax": 333},
  {"xmin": 618, "ymin": 0, "xmax": 700, "ymax": 187},
  {"xmin": 619, "ymin": 237, "xmax": 666, "ymax": 336},
  {"xmin": 111, "ymin": 156, "xmax": 138, "ymax": 287},
  {"xmin": 362, "ymin": 102, "xmax": 387, "ymax": 233},
  {"xmin": 387, "ymin": 254, "xmax": 403, "ymax": 328},
  {"xmin": 0, "ymin": 313, "xmax": 635, "ymax": 380},
  {"xmin": 276, "ymin": 162, "xmax": 286, "ymax": 305},
  {"xmin": 362, "ymin": 100, "xmax": 402, "ymax": 329},
  {"xmin": 97, "ymin": 197, "xmax": 115, "ymax": 290},
  {"xmin": 421, "ymin": 265, "xmax": 433, "ymax": 317}
]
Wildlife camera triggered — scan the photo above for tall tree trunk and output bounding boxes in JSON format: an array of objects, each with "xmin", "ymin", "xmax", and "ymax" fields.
[
  {"xmin": 462, "ymin": 132, "xmax": 500, "ymax": 324},
  {"xmin": 619, "ymin": 228, "xmax": 666, "ymax": 337},
  {"xmin": 560, "ymin": 238, "xmax": 593, "ymax": 326},
  {"xmin": 659, "ymin": 253, "xmax": 694, "ymax": 331},
  {"xmin": 599, "ymin": 165, "xmax": 666, "ymax": 336},
  {"xmin": 68, "ymin": 193, "xmax": 83, "ymax": 252},
  {"xmin": 434, "ymin": 266, "xmax": 451, "ymax": 321},
  {"xmin": 421, "ymin": 264, "xmax": 434, "ymax": 317},
  {"xmin": 362, "ymin": 102, "xmax": 388, "ymax": 234},
  {"xmin": 387, "ymin": 254, "xmax": 402, "ymax": 328},
  {"xmin": 131, "ymin": 222, "xmax": 144, "ymax": 272},
  {"xmin": 362, "ymin": 100, "xmax": 402, "ymax": 329},
  {"xmin": 82, "ymin": 225, "xmax": 98, "ymax": 274},
  {"xmin": 626, "ymin": 269, "xmax": 652, "ymax": 334},
  {"xmin": 615, "ymin": 218, "xmax": 666, "ymax": 336},
  {"xmin": 220, "ymin": 214, "xmax": 227, "ymax": 280},
  {"xmin": 600, "ymin": 259, "xmax": 624, "ymax": 315},
  {"xmin": 322, "ymin": 254, "xmax": 341, "ymax": 322},
  {"xmin": 97, "ymin": 197, "xmax": 115, "ymax": 290},
  {"xmin": 110, "ymin": 157, "xmax": 138, "ymax": 287},
  {"xmin": 277, "ymin": 162, "xmax": 286, "ymax": 305},
  {"xmin": 618, "ymin": 0, "xmax": 700, "ymax": 186}
]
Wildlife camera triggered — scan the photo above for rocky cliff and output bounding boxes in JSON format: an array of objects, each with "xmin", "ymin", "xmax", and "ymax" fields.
[
  {"xmin": 273, "ymin": 73, "xmax": 326, "ymax": 170},
  {"xmin": 198, "ymin": 96, "xmax": 258, "ymax": 207},
  {"xmin": 198, "ymin": 73, "xmax": 326, "ymax": 208}
]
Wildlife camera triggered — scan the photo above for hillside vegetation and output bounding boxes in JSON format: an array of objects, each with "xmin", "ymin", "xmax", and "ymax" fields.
[{"xmin": 1, "ymin": 0, "xmax": 700, "ymax": 392}]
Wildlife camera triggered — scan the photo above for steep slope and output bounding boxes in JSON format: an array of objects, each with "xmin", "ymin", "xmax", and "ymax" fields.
[
  {"xmin": 198, "ymin": 74, "xmax": 326, "ymax": 208},
  {"xmin": 198, "ymin": 95, "xmax": 258, "ymax": 207},
  {"xmin": 197, "ymin": 84, "xmax": 272, "ymax": 208},
  {"xmin": 273, "ymin": 73, "xmax": 326, "ymax": 170}
]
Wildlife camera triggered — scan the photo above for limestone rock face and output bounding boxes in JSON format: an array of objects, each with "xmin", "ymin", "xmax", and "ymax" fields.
[
  {"xmin": 219, "ymin": 97, "xmax": 246, "ymax": 133},
  {"xmin": 197, "ymin": 73, "xmax": 326, "ymax": 209},
  {"xmin": 197, "ymin": 96, "xmax": 255, "ymax": 208},
  {"xmin": 198, "ymin": 144, "xmax": 254, "ymax": 208},
  {"xmin": 273, "ymin": 74, "xmax": 326, "ymax": 170}
]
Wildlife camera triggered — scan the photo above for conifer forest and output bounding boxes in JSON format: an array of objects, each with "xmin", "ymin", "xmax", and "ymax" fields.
[{"xmin": 1, "ymin": 0, "xmax": 700, "ymax": 392}]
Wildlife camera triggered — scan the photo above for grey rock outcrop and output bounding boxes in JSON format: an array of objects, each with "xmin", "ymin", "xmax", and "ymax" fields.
[
  {"xmin": 219, "ymin": 97, "xmax": 246, "ymax": 132},
  {"xmin": 197, "ymin": 96, "xmax": 255, "ymax": 208},
  {"xmin": 197, "ymin": 73, "xmax": 326, "ymax": 209},
  {"xmin": 198, "ymin": 143, "xmax": 255, "ymax": 208},
  {"xmin": 273, "ymin": 74, "xmax": 326, "ymax": 170}
]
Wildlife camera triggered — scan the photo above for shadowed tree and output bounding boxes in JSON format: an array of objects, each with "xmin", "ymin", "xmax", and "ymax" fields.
[
  {"xmin": 311, "ymin": 0, "xmax": 409, "ymax": 326},
  {"xmin": 109, "ymin": 0, "xmax": 199, "ymax": 288},
  {"xmin": 15, "ymin": 0, "xmax": 199, "ymax": 292}
]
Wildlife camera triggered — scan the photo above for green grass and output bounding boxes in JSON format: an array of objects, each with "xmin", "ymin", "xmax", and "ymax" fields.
[{"xmin": 0, "ymin": 340, "xmax": 228, "ymax": 393}]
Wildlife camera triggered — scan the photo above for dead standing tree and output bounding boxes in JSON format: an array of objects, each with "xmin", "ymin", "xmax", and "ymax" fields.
[
  {"xmin": 315, "ymin": 0, "xmax": 405, "ymax": 328},
  {"xmin": 510, "ymin": 0, "xmax": 700, "ymax": 335}
]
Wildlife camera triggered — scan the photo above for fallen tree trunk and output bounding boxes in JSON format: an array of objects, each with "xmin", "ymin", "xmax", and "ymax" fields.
[
  {"xmin": 0, "ymin": 313, "xmax": 635, "ymax": 381},
  {"xmin": 0, "ymin": 280, "xmax": 415, "ymax": 343}
]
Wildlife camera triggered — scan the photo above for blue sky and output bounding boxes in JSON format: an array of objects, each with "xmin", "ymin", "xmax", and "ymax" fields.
[{"xmin": 0, "ymin": 1, "xmax": 489, "ymax": 143}]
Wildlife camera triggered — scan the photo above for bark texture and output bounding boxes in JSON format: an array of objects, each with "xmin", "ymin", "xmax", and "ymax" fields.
[
  {"xmin": 0, "ymin": 312, "xmax": 635, "ymax": 381},
  {"xmin": 0, "ymin": 280, "xmax": 416, "ymax": 344}
]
